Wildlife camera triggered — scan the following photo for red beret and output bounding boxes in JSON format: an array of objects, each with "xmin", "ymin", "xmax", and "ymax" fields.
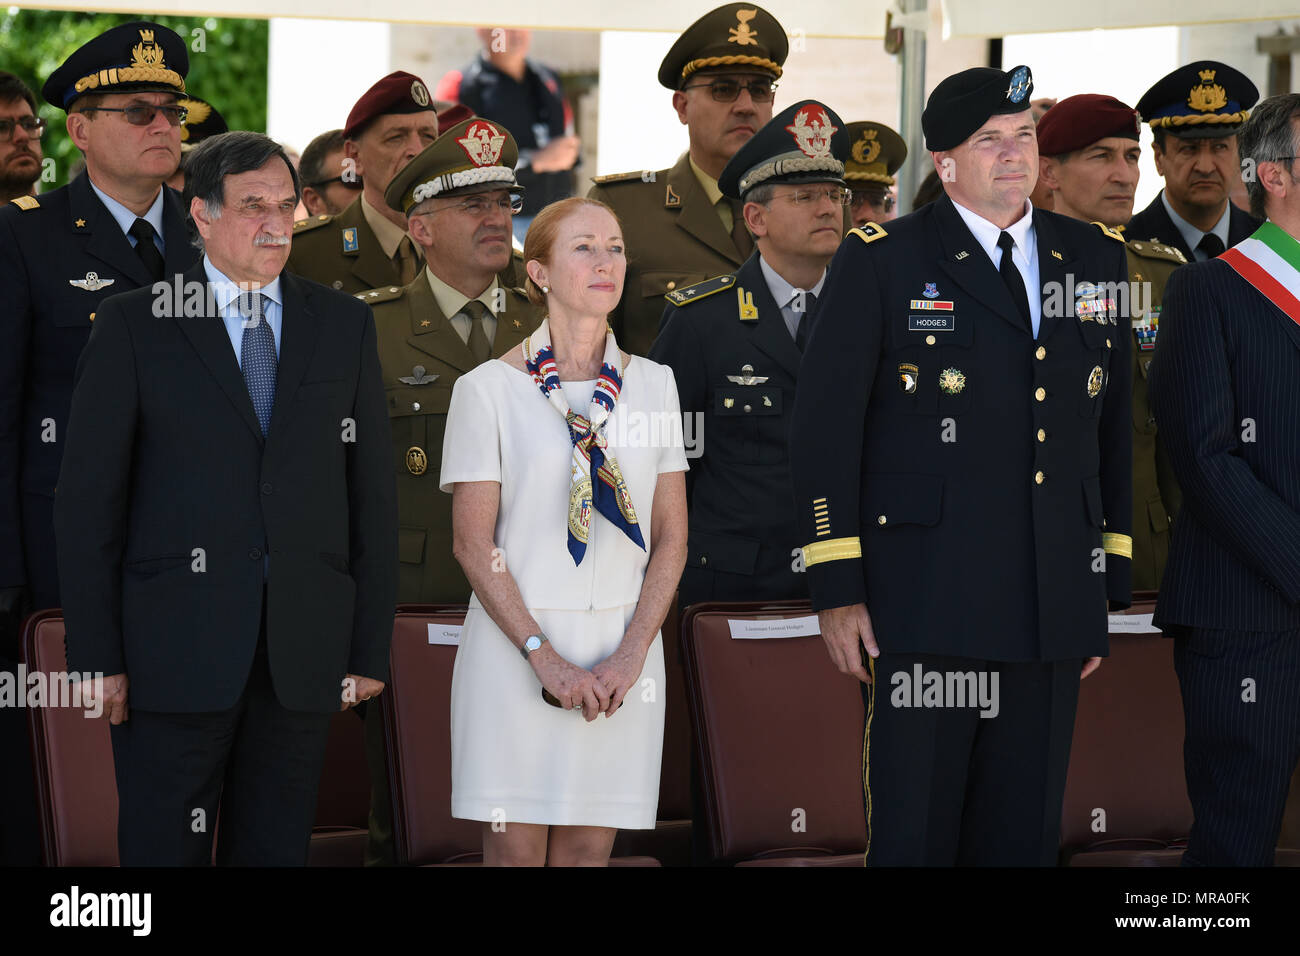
[
  {"xmin": 1036, "ymin": 93, "xmax": 1140, "ymax": 156},
  {"xmin": 344, "ymin": 71, "xmax": 436, "ymax": 139},
  {"xmin": 436, "ymin": 103, "xmax": 474, "ymax": 136}
]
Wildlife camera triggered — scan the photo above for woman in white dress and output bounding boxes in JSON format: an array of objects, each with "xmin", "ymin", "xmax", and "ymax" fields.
[{"xmin": 440, "ymin": 196, "xmax": 689, "ymax": 866}]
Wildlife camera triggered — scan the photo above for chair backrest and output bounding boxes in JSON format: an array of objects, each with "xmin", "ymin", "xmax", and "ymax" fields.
[
  {"xmin": 680, "ymin": 602, "xmax": 866, "ymax": 863},
  {"xmin": 656, "ymin": 598, "xmax": 692, "ymax": 822},
  {"xmin": 21, "ymin": 610, "xmax": 119, "ymax": 866},
  {"xmin": 383, "ymin": 606, "xmax": 484, "ymax": 864},
  {"xmin": 313, "ymin": 709, "xmax": 371, "ymax": 831},
  {"xmin": 1060, "ymin": 600, "xmax": 1193, "ymax": 849}
]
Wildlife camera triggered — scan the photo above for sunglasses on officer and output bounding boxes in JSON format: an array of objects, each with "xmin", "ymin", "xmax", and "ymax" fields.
[
  {"xmin": 80, "ymin": 103, "xmax": 188, "ymax": 127},
  {"xmin": 768, "ymin": 185, "xmax": 853, "ymax": 207},
  {"xmin": 851, "ymin": 189, "xmax": 895, "ymax": 213},
  {"xmin": 0, "ymin": 116, "xmax": 46, "ymax": 141},
  {"xmin": 413, "ymin": 193, "xmax": 526, "ymax": 218},
  {"xmin": 681, "ymin": 77, "xmax": 779, "ymax": 104}
]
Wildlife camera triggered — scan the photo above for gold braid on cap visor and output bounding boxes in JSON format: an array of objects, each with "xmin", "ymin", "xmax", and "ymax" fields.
[
  {"xmin": 74, "ymin": 65, "xmax": 184, "ymax": 95},
  {"xmin": 681, "ymin": 55, "xmax": 782, "ymax": 80},
  {"xmin": 1148, "ymin": 110, "xmax": 1249, "ymax": 129}
]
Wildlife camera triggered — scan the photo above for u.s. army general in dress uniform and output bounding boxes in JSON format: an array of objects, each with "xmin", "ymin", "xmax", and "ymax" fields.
[
  {"xmin": 587, "ymin": 3, "xmax": 788, "ymax": 357},
  {"xmin": 791, "ymin": 66, "xmax": 1133, "ymax": 866},
  {"xmin": 650, "ymin": 99, "xmax": 848, "ymax": 607}
]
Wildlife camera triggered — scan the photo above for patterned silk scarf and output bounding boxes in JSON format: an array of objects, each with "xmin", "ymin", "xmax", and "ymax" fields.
[{"xmin": 524, "ymin": 318, "xmax": 646, "ymax": 565}]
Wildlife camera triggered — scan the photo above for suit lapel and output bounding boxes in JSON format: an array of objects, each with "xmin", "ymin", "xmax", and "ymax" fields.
[
  {"xmin": 70, "ymin": 174, "xmax": 154, "ymax": 288},
  {"xmin": 735, "ymin": 254, "xmax": 802, "ymax": 380},
  {"xmin": 668, "ymin": 154, "xmax": 744, "ymax": 267},
  {"xmin": 404, "ymin": 273, "xmax": 478, "ymax": 374},
  {"xmin": 161, "ymin": 186, "xmax": 197, "ymax": 277},
  {"xmin": 1228, "ymin": 203, "xmax": 1263, "ymax": 248},
  {"xmin": 339, "ymin": 199, "xmax": 400, "ymax": 291},
  {"xmin": 932, "ymin": 196, "xmax": 1026, "ymax": 336},
  {"xmin": 268, "ymin": 273, "xmax": 321, "ymax": 444},
  {"xmin": 172, "ymin": 262, "xmax": 264, "ymax": 442},
  {"xmin": 1032, "ymin": 211, "xmax": 1077, "ymax": 346}
]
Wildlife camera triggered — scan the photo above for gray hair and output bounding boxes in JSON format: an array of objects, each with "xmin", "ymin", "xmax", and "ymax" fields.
[
  {"xmin": 183, "ymin": 130, "xmax": 301, "ymax": 248},
  {"xmin": 1239, "ymin": 93, "xmax": 1300, "ymax": 220}
]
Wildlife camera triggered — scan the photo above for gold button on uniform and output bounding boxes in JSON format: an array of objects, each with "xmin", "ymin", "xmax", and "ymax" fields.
[
  {"xmin": 666, "ymin": 281, "xmax": 676, "ymax": 291},
  {"xmin": 1106, "ymin": 338, "xmax": 1112, "ymax": 348},
  {"xmin": 1034, "ymin": 470, "xmax": 1045, "ymax": 485},
  {"xmin": 877, "ymin": 515, "xmax": 887, "ymax": 525},
  {"xmin": 1036, "ymin": 428, "xmax": 1046, "ymax": 442},
  {"xmin": 925, "ymin": 335, "xmax": 936, "ymax": 346},
  {"xmin": 412, "ymin": 402, "xmax": 421, "ymax": 412},
  {"xmin": 1035, "ymin": 346, "xmax": 1046, "ymax": 360},
  {"xmin": 1035, "ymin": 387, "xmax": 1046, "ymax": 401}
]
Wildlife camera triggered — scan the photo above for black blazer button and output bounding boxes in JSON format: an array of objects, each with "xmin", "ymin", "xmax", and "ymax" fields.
[
  {"xmin": 261, "ymin": 482, "xmax": 273, "ymax": 495},
  {"xmin": 249, "ymin": 548, "xmax": 262, "ymax": 560}
]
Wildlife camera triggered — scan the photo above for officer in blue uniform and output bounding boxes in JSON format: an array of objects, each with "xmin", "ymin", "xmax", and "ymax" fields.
[
  {"xmin": 650, "ymin": 99, "xmax": 849, "ymax": 607},
  {"xmin": 0, "ymin": 19, "xmax": 198, "ymax": 865},
  {"xmin": 790, "ymin": 66, "xmax": 1134, "ymax": 865}
]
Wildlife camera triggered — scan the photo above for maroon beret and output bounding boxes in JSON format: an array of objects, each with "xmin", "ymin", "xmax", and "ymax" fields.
[
  {"xmin": 1036, "ymin": 93, "xmax": 1141, "ymax": 156},
  {"xmin": 344, "ymin": 71, "xmax": 436, "ymax": 138},
  {"xmin": 436, "ymin": 103, "xmax": 474, "ymax": 136}
]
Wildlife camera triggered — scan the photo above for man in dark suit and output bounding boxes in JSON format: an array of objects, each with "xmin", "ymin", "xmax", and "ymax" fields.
[
  {"xmin": 54, "ymin": 131, "xmax": 398, "ymax": 866},
  {"xmin": 650, "ymin": 99, "xmax": 848, "ymax": 607},
  {"xmin": 1126, "ymin": 61, "xmax": 1260, "ymax": 262},
  {"xmin": 0, "ymin": 20, "xmax": 199, "ymax": 866},
  {"xmin": 791, "ymin": 66, "xmax": 1133, "ymax": 865},
  {"xmin": 1149, "ymin": 93, "xmax": 1300, "ymax": 867}
]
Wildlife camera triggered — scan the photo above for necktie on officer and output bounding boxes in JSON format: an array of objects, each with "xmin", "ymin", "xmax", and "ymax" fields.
[
  {"xmin": 394, "ymin": 236, "xmax": 420, "ymax": 285},
  {"xmin": 997, "ymin": 231, "xmax": 1032, "ymax": 332},
  {"xmin": 728, "ymin": 197, "xmax": 755, "ymax": 260},
  {"xmin": 1197, "ymin": 232, "xmax": 1225, "ymax": 259},
  {"xmin": 239, "ymin": 292, "xmax": 277, "ymax": 436},
  {"xmin": 794, "ymin": 290, "xmax": 819, "ymax": 352},
  {"xmin": 128, "ymin": 218, "xmax": 165, "ymax": 282},
  {"xmin": 462, "ymin": 300, "xmax": 492, "ymax": 363}
]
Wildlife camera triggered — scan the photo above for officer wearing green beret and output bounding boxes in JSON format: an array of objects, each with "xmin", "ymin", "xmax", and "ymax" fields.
[
  {"xmin": 286, "ymin": 71, "xmax": 439, "ymax": 293},
  {"xmin": 1037, "ymin": 93, "xmax": 1185, "ymax": 593},
  {"xmin": 844, "ymin": 121, "xmax": 906, "ymax": 228},
  {"xmin": 587, "ymin": 3, "xmax": 788, "ymax": 356},
  {"xmin": 354, "ymin": 115, "xmax": 542, "ymax": 865}
]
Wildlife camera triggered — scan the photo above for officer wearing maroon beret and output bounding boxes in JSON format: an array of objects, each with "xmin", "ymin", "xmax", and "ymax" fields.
[
  {"xmin": 791, "ymin": 65, "xmax": 1133, "ymax": 865},
  {"xmin": 1038, "ymin": 93, "xmax": 1186, "ymax": 593},
  {"xmin": 286, "ymin": 71, "xmax": 439, "ymax": 293}
]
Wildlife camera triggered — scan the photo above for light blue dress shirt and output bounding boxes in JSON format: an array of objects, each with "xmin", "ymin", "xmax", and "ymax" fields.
[
  {"xmin": 952, "ymin": 198, "xmax": 1043, "ymax": 338},
  {"xmin": 1161, "ymin": 190, "xmax": 1231, "ymax": 262},
  {"xmin": 757, "ymin": 254, "xmax": 827, "ymax": 341},
  {"xmin": 203, "ymin": 258, "xmax": 284, "ymax": 366},
  {"xmin": 89, "ymin": 178, "xmax": 166, "ymax": 256}
]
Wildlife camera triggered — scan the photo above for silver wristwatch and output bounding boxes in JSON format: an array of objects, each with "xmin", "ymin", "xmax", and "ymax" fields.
[{"xmin": 520, "ymin": 634, "xmax": 548, "ymax": 660}]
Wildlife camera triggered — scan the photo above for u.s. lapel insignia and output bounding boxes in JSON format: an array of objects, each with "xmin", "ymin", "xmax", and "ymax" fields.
[
  {"xmin": 954, "ymin": 250, "xmax": 970, "ymax": 261},
  {"xmin": 899, "ymin": 363, "xmax": 919, "ymax": 393},
  {"xmin": 726, "ymin": 364, "xmax": 768, "ymax": 385},
  {"xmin": 342, "ymin": 227, "xmax": 359, "ymax": 253},
  {"xmin": 398, "ymin": 365, "xmax": 438, "ymax": 385},
  {"xmin": 736, "ymin": 287, "xmax": 758, "ymax": 321},
  {"xmin": 1051, "ymin": 249, "xmax": 1063, "ymax": 260},
  {"xmin": 69, "ymin": 272, "xmax": 114, "ymax": 292},
  {"xmin": 938, "ymin": 367, "xmax": 966, "ymax": 394},
  {"xmin": 1086, "ymin": 365, "xmax": 1104, "ymax": 398}
]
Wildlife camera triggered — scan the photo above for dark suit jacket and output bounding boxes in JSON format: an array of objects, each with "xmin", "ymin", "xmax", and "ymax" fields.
[
  {"xmin": 54, "ymin": 263, "xmax": 398, "ymax": 713},
  {"xmin": 1125, "ymin": 191, "xmax": 1260, "ymax": 263},
  {"xmin": 0, "ymin": 175, "xmax": 197, "ymax": 600},
  {"xmin": 1148, "ymin": 258, "xmax": 1300, "ymax": 631},
  {"xmin": 650, "ymin": 251, "xmax": 808, "ymax": 603},
  {"xmin": 792, "ymin": 197, "xmax": 1133, "ymax": 662}
]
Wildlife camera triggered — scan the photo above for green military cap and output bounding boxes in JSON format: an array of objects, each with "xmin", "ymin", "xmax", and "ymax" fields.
[
  {"xmin": 658, "ymin": 3, "xmax": 788, "ymax": 90},
  {"xmin": 843, "ymin": 121, "xmax": 907, "ymax": 186},
  {"xmin": 384, "ymin": 115, "xmax": 522, "ymax": 215}
]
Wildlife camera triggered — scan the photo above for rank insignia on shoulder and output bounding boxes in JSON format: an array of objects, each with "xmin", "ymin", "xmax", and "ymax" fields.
[
  {"xmin": 848, "ymin": 222, "xmax": 887, "ymax": 245},
  {"xmin": 357, "ymin": 285, "xmax": 404, "ymax": 304},
  {"xmin": 292, "ymin": 214, "xmax": 332, "ymax": 233},
  {"xmin": 736, "ymin": 286, "xmax": 758, "ymax": 320},
  {"xmin": 342, "ymin": 227, "xmax": 359, "ymax": 253},
  {"xmin": 726, "ymin": 364, "xmax": 768, "ymax": 385},
  {"xmin": 10, "ymin": 195, "xmax": 39, "ymax": 211},
  {"xmin": 590, "ymin": 170, "xmax": 648, "ymax": 185},
  {"xmin": 899, "ymin": 363, "xmax": 918, "ymax": 393},
  {"xmin": 69, "ymin": 272, "xmax": 114, "ymax": 292},
  {"xmin": 1091, "ymin": 221, "xmax": 1126, "ymax": 243},
  {"xmin": 399, "ymin": 365, "xmax": 438, "ymax": 385},
  {"xmin": 664, "ymin": 273, "xmax": 733, "ymax": 306}
]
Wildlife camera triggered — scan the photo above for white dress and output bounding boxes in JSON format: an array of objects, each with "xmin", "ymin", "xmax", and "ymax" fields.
[{"xmin": 439, "ymin": 355, "xmax": 688, "ymax": 828}]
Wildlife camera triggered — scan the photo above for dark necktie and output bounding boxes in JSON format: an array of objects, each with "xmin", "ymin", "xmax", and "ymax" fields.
[
  {"xmin": 239, "ymin": 292, "xmax": 277, "ymax": 436},
  {"xmin": 794, "ymin": 291, "xmax": 819, "ymax": 352},
  {"xmin": 728, "ymin": 197, "xmax": 755, "ymax": 260},
  {"xmin": 997, "ymin": 231, "xmax": 1032, "ymax": 332},
  {"xmin": 128, "ymin": 218, "xmax": 165, "ymax": 281},
  {"xmin": 1197, "ymin": 232, "xmax": 1225, "ymax": 260},
  {"xmin": 462, "ymin": 300, "xmax": 492, "ymax": 363},
  {"xmin": 394, "ymin": 236, "xmax": 420, "ymax": 285}
]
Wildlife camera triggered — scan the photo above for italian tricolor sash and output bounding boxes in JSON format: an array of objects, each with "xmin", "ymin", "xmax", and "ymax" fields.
[{"xmin": 1219, "ymin": 221, "xmax": 1300, "ymax": 328}]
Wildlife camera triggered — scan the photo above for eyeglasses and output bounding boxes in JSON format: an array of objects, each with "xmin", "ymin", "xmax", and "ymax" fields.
[
  {"xmin": 681, "ymin": 78, "xmax": 778, "ymax": 104},
  {"xmin": 0, "ymin": 116, "xmax": 46, "ymax": 141},
  {"xmin": 81, "ymin": 104, "xmax": 188, "ymax": 127},
  {"xmin": 415, "ymin": 194, "xmax": 525, "ymax": 218},
  {"xmin": 306, "ymin": 176, "xmax": 363, "ymax": 191},
  {"xmin": 851, "ymin": 190, "xmax": 895, "ymax": 213},
  {"xmin": 771, "ymin": 185, "xmax": 853, "ymax": 207}
]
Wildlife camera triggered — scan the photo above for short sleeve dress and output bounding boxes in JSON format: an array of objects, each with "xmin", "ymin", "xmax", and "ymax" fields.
[{"xmin": 439, "ymin": 355, "xmax": 688, "ymax": 828}]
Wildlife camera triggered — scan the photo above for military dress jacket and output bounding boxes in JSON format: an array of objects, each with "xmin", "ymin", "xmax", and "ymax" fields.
[
  {"xmin": 287, "ymin": 196, "xmax": 402, "ymax": 295},
  {"xmin": 360, "ymin": 271, "xmax": 541, "ymax": 603},
  {"xmin": 0, "ymin": 175, "xmax": 198, "ymax": 600},
  {"xmin": 587, "ymin": 151, "xmax": 746, "ymax": 357},
  {"xmin": 649, "ymin": 252, "xmax": 808, "ymax": 605},
  {"xmin": 1125, "ymin": 191, "xmax": 1260, "ymax": 263},
  {"xmin": 790, "ymin": 196, "xmax": 1133, "ymax": 662},
  {"xmin": 1125, "ymin": 238, "xmax": 1185, "ymax": 591}
]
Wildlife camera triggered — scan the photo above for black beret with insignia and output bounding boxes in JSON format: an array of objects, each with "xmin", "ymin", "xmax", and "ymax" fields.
[
  {"xmin": 1136, "ymin": 61, "xmax": 1258, "ymax": 140},
  {"xmin": 922, "ymin": 65, "xmax": 1033, "ymax": 152},
  {"xmin": 658, "ymin": 3, "xmax": 788, "ymax": 90},
  {"xmin": 43, "ymin": 21, "xmax": 188, "ymax": 111},
  {"xmin": 177, "ymin": 96, "xmax": 228, "ymax": 151},
  {"xmin": 719, "ymin": 99, "xmax": 848, "ymax": 200}
]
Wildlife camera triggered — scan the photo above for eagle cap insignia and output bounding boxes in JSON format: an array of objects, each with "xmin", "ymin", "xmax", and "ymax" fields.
[
  {"xmin": 729, "ymin": 9, "xmax": 759, "ymax": 46},
  {"xmin": 131, "ymin": 29, "xmax": 166, "ymax": 70},
  {"xmin": 1188, "ymin": 70, "xmax": 1228, "ymax": 113},
  {"xmin": 457, "ymin": 120, "xmax": 506, "ymax": 166},
  {"xmin": 787, "ymin": 105, "xmax": 838, "ymax": 160}
]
